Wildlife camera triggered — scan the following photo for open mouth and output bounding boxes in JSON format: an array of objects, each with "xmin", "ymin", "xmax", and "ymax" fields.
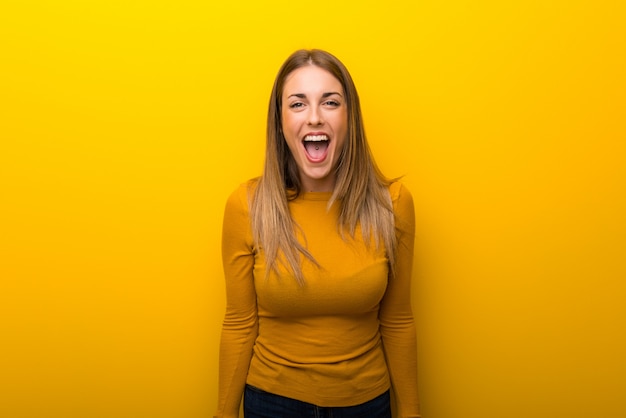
[{"xmin": 302, "ymin": 134, "xmax": 330, "ymax": 160}]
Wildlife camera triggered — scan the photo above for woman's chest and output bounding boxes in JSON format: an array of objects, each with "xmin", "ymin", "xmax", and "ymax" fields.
[{"xmin": 254, "ymin": 208, "xmax": 389, "ymax": 317}]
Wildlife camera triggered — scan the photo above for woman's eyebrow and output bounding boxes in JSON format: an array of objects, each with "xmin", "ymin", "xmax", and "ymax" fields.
[{"xmin": 286, "ymin": 92, "xmax": 343, "ymax": 99}]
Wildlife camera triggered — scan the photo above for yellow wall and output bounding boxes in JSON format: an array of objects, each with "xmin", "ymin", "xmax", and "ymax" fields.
[{"xmin": 1, "ymin": 1, "xmax": 624, "ymax": 417}]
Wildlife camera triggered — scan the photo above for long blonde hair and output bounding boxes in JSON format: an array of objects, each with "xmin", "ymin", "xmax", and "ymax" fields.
[{"xmin": 250, "ymin": 49, "xmax": 397, "ymax": 284}]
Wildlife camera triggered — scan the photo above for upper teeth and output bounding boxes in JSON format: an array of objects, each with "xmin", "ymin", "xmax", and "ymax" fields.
[{"xmin": 304, "ymin": 135, "xmax": 328, "ymax": 142}]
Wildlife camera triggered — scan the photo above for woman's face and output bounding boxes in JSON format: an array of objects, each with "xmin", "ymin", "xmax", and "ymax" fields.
[{"xmin": 281, "ymin": 65, "xmax": 348, "ymax": 192}]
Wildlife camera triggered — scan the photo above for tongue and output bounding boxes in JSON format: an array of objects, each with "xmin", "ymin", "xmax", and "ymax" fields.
[{"xmin": 304, "ymin": 141, "xmax": 328, "ymax": 159}]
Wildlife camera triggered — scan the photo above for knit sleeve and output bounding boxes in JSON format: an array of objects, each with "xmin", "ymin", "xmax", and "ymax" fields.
[
  {"xmin": 214, "ymin": 184, "xmax": 258, "ymax": 418},
  {"xmin": 379, "ymin": 182, "xmax": 421, "ymax": 418}
]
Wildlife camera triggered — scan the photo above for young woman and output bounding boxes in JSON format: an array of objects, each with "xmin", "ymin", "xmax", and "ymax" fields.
[{"xmin": 215, "ymin": 49, "xmax": 420, "ymax": 418}]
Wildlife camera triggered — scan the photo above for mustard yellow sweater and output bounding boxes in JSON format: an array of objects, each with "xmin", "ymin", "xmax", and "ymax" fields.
[{"xmin": 215, "ymin": 180, "xmax": 420, "ymax": 418}]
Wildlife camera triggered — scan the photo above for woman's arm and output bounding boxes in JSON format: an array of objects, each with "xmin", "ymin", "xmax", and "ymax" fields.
[
  {"xmin": 214, "ymin": 185, "xmax": 258, "ymax": 418},
  {"xmin": 379, "ymin": 182, "xmax": 421, "ymax": 418}
]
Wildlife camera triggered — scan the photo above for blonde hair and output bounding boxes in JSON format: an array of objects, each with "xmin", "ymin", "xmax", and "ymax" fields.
[{"xmin": 250, "ymin": 49, "xmax": 397, "ymax": 284}]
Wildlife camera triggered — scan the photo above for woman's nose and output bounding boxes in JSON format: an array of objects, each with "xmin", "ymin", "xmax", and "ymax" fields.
[{"xmin": 307, "ymin": 107, "xmax": 323, "ymax": 125}]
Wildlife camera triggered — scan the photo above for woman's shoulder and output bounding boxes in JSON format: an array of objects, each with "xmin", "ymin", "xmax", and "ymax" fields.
[
  {"xmin": 387, "ymin": 180, "xmax": 414, "ymax": 226},
  {"xmin": 225, "ymin": 177, "xmax": 261, "ymax": 212},
  {"xmin": 386, "ymin": 180, "xmax": 415, "ymax": 232},
  {"xmin": 231, "ymin": 177, "xmax": 260, "ymax": 196},
  {"xmin": 387, "ymin": 180, "xmax": 413, "ymax": 204}
]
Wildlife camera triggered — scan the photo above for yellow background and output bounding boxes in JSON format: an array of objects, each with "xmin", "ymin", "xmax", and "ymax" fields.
[{"xmin": 1, "ymin": 1, "xmax": 625, "ymax": 417}]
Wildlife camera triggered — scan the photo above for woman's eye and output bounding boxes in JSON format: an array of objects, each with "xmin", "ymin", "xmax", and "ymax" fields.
[
  {"xmin": 324, "ymin": 100, "xmax": 340, "ymax": 107},
  {"xmin": 289, "ymin": 102, "xmax": 304, "ymax": 109}
]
